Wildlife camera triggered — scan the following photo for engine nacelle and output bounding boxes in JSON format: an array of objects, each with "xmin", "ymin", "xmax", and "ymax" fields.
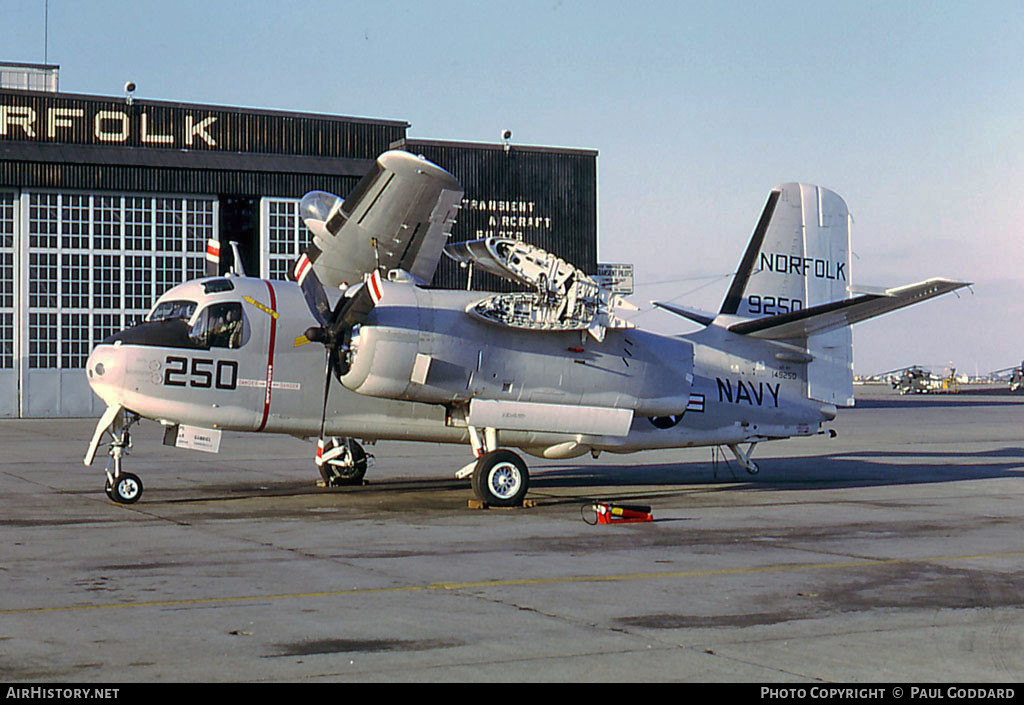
[{"xmin": 341, "ymin": 323, "xmax": 451, "ymax": 402}]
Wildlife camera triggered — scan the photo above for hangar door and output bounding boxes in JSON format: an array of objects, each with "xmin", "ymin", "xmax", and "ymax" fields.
[
  {"xmin": 260, "ymin": 197, "xmax": 310, "ymax": 281},
  {"xmin": 0, "ymin": 192, "xmax": 15, "ymax": 417},
  {"xmin": 15, "ymin": 191, "xmax": 217, "ymax": 417}
]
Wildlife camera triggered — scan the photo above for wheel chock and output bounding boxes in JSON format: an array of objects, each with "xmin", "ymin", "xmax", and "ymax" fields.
[
  {"xmin": 593, "ymin": 502, "xmax": 653, "ymax": 524},
  {"xmin": 468, "ymin": 499, "xmax": 537, "ymax": 510}
]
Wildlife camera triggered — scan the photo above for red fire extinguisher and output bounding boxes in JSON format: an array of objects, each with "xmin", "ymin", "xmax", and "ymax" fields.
[{"xmin": 583, "ymin": 502, "xmax": 654, "ymax": 525}]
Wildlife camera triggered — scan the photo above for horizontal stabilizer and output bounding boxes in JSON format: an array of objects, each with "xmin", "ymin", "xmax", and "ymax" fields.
[
  {"xmin": 651, "ymin": 301, "xmax": 715, "ymax": 327},
  {"xmin": 728, "ymin": 278, "xmax": 970, "ymax": 340}
]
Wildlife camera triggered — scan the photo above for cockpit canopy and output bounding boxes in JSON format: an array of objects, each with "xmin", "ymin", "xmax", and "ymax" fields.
[
  {"xmin": 106, "ymin": 284, "xmax": 249, "ymax": 350},
  {"xmin": 149, "ymin": 299, "xmax": 197, "ymax": 323},
  {"xmin": 189, "ymin": 302, "xmax": 245, "ymax": 349}
]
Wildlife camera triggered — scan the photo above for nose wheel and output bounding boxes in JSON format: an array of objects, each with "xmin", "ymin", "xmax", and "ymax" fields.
[
  {"xmin": 105, "ymin": 472, "xmax": 144, "ymax": 504},
  {"xmin": 89, "ymin": 408, "xmax": 145, "ymax": 504}
]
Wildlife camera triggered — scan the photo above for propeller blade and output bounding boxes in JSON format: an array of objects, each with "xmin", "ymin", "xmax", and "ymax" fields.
[
  {"xmin": 205, "ymin": 238, "xmax": 221, "ymax": 277},
  {"xmin": 329, "ymin": 270, "xmax": 383, "ymax": 336},
  {"xmin": 294, "ymin": 191, "xmax": 349, "ymax": 331},
  {"xmin": 313, "ymin": 343, "xmax": 336, "ymax": 474},
  {"xmin": 316, "ymin": 345, "xmax": 332, "ymax": 453},
  {"xmin": 293, "ymin": 249, "xmax": 332, "ymax": 328}
]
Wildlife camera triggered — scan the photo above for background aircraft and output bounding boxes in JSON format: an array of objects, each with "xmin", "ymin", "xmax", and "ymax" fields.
[
  {"xmin": 84, "ymin": 151, "xmax": 969, "ymax": 506},
  {"xmin": 880, "ymin": 365, "xmax": 962, "ymax": 395},
  {"xmin": 988, "ymin": 362, "xmax": 1024, "ymax": 391}
]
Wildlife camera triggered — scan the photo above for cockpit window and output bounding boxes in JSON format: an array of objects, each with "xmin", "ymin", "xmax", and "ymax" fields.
[
  {"xmin": 202, "ymin": 278, "xmax": 235, "ymax": 294},
  {"xmin": 189, "ymin": 302, "xmax": 246, "ymax": 349},
  {"xmin": 149, "ymin": 300, "xmax": 197, "ymax": 323}
]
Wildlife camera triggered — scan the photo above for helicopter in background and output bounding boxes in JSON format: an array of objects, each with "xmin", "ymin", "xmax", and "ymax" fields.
[
  {"xmin": 882, "ymin": 365, "xmax": 961, "ymax": 395},
  {"xmin": 987, "ymin": 362, "xmax": 1024, "ymax": 392}
]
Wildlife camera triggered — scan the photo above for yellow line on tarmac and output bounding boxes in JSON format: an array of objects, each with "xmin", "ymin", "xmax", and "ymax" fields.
[{"xmin": 4, "ymin": 550, "xmax": 1022, "ymax": 616}]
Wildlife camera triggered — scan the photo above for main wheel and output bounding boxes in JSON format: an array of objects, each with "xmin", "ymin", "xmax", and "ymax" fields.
[
  {"xmin": 108, "ymin": 472, "xmax": 143, "ymax": 504},
  {"xmin": 472, "ymin": 450, "xmax": 529, "ymax": 507},
  {"xmin": 319, "ymin": 440, "xmax": 368, "ymax": 487}
]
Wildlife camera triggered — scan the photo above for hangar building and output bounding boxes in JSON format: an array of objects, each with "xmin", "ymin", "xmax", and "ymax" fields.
[{"xmin": 0, "ymin": 63, "xmax": 598, "ymax": 417}]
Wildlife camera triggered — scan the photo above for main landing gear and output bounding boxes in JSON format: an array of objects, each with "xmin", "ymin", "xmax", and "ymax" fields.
[
  {"xmin": 471, "ymin": 449, "xmax": 530, "ymax": 507},
  {"xmin": 455, "ymin": 427, "xmax": 531, "ymax": 507},
  {"xmin": 316, "ymin": 437, "xmax": 372, "ymax": 487}
]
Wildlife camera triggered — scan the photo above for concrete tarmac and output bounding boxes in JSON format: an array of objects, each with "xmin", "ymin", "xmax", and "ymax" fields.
[{"xmin": 2, "ymin": 384, "xmax": 1023, "ymax": 682}]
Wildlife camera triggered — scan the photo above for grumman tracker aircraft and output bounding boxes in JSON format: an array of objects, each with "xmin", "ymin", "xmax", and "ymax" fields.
[{"xmin": 84, "ymin": 150, "xmax": 968, "ymax": 506}]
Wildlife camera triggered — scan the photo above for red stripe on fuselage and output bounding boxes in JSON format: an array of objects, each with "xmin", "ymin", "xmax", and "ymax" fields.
[{"xmin": 257, "ymin": 281, "xmax": 278, "ymax": 432}]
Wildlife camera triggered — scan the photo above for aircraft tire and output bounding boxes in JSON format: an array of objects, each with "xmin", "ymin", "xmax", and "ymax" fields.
[
  {"xmin": 320, "ymin": 440, "xmax": 368, "ymax": 486},
  {"xmin": 108, "ymin": 472, "xmax": 143, "ymax": 504},
  {"xmin": 472, "ymin": 450, "xmax": 529, "ymax": 507}
]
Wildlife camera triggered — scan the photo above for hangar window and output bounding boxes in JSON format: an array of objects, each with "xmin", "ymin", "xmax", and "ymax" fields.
[
  {"xmin": 95, "ymin": 254, "xmax": 121, "ymax": 310},
  {"xmin": 0, "ymin": 312, "xmax": 11, "ymax": 370},
  {"xmin": 0, "ymin": 192, "xmax": 13, "ymax": 369},
  {"xmin": 155, "ymin": 198, "xmax": 182, "ymax": 251},
  {"xmin": 155, "ymin": 255, "xmax": 183, "ymax": 297},
  {"xmin": 263, "ymin": 197, "xmax": 311, "ymax": 281},
  {"xmin": 125, "ymin": 197, "xmax": 152, "ymax": 250},
  {"xmin": 23, "ymin": 192, "xmax": 217, "ymax": 369},
  {"xmin": 125, "ymin": 254, "xmax": 153, "ymax": 311},
  {"xmin": 93, "ymin": 313, "xmax": 122, "ymax": 349},
  {"xmin": 185, "ymin": 199, "xmax": 213, "ymax": 255},
  {"xmin": 189, "ymin": 302, "xmax": 246, "ymax": 349},
  {"xmin": 61, "ymin": 313, "xmax": 90, "ymax": 369},
  {"xmin": 95, "ymin": 196, "xmax": 121, "ymax": 250},
  {"xmin": 28, "ymin": 312, "xmax": 56, "ymax": 369}
]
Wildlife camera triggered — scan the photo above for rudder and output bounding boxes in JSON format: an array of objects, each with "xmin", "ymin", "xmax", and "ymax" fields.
[
  {"xmin": 722, "ymin": 183, "xmax": 852, "ymax": 318},
  {"xmin": 723, "ymin": 184, "xmax": 854, "ymax": 406}
]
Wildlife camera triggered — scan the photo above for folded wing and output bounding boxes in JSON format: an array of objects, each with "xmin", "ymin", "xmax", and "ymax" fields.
[{"xmin": 300, "ymin": 150, "xmax": 464, "ymax": 290}]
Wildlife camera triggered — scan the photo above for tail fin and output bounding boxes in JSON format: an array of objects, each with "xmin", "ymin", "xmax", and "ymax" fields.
[
  {"xmin": 723, "ymin": 183, "xmax": 854, "ymax": 406},
  {"xmin": 721, "ymin": 183, "xmax": 852, "ymax": 318},
  {"xmin": 722, "ymin": 184, "xmax": 969, "ymax": 408}
]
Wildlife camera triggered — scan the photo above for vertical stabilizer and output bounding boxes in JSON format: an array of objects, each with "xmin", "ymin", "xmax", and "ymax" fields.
[
  {"xmin": 722, "ymin": 183, "xmax": 852, "ymax": 317},
  {"xmin": 723, "ymin": 184, "xmax": 854, "ymax": 406}
]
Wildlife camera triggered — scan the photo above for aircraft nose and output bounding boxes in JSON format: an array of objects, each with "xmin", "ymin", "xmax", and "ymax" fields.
[{"xmin": 86, "ymin": 344, "xmax": 126, "ymax": 406}]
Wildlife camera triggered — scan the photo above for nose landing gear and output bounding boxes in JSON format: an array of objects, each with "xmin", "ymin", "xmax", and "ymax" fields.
[
  {"xmin": 86, "ymin": 407, "xmax": 144, "ymax": 504},
  {"xmin": 105, "ymin": 471, "xmax": 143, "ymax": 504}
]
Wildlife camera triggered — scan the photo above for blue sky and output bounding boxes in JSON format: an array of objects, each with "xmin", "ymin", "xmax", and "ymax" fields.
[{"xmin": 5, "ymin": 0, "xmax": 1022, "ymax": 375}]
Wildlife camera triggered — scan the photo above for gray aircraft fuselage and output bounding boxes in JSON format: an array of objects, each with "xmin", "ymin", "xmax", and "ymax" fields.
[{"xmin": 87, "ymin": 275, "xmax": 832, "ymax": 460}]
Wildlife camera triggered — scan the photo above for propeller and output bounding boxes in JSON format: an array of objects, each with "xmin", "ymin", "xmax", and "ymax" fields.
[
  {"xmin": 293, "ymin": 191, "xmax": 385, "ymax": 470},
  {"xmin": 289, "ymin": 152, "xmax": 463, "ymax": 471}
]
